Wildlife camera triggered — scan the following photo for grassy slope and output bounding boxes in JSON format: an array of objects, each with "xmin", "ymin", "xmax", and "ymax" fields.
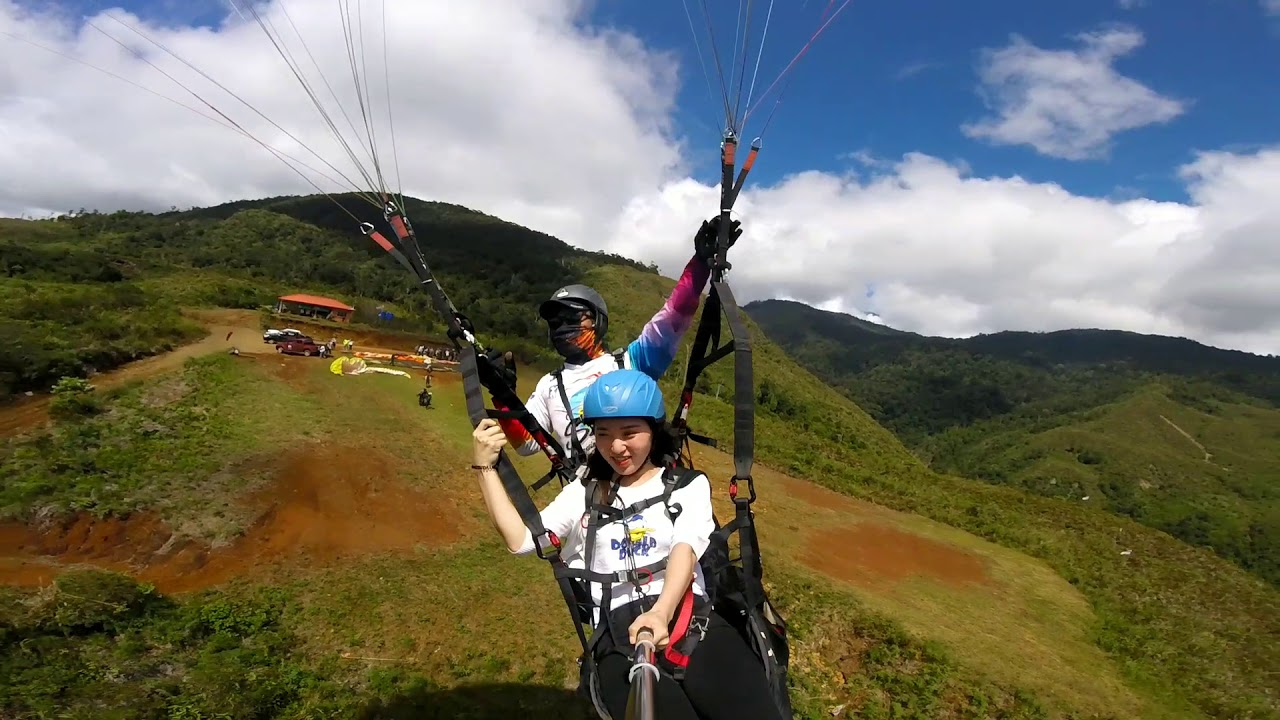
[
  {"xmin": 582, "ymin": 263, "xmax": 1280, "ymax": 720},
  {"xmin": 4, "ymin": 353, "xmax": 1076, "ymax": 719},
  {"xmin": 0, "ymin": 222, "xmax": 1274, "ymax": 717},
  {"xmin": 934, "ymin": 384, "xmax": 1280, "ymax": 583},
  {"xmin": 745, "ymin": 298, "xmax": 1280, "ymax": 587}
]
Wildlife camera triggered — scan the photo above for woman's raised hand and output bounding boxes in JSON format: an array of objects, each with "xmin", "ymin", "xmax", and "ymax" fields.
[{"xmin": 472, "ymin": 418, "xmax": 507, "ymax": 468}]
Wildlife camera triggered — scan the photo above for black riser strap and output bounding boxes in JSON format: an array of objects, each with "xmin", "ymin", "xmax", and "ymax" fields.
[{"xmin": 713, "ymin": 280, "xmax": 755, "ymax": 481}]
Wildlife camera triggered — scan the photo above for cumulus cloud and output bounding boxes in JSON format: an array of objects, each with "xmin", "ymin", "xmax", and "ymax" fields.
[
  {"xmin": 610, "ymin": 148, "xmax": 1280, "ymax": 356},
  {"xmin": 962, "ymin": 26, "xmax": 1187, "ymax": 160},
  {"xmin": 1117, "ymin": 0, "xmax": 1146, "ymax": 9},
  {"xmin": 3, "ymin": 2, "xmax": 1279, "ymax": 356},
  {"xmin": 0, "ymin": 0, "xmax": 685, "ymax": 243},
  {"xmin": 1265, "ymin": 0, "xmax": 1280, "ymax": 16}
]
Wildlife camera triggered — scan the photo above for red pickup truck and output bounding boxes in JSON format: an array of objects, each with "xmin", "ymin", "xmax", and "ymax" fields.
[{"xmin": 275, "ymin": 337, "xmax": 323, "ymax": 357}]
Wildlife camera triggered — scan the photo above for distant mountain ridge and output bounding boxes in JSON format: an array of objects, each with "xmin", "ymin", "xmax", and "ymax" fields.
[
  {"xmin": 744, "ymin": 297, "xmax": 1280, "ymax": 587},
  {"xmin": 744, "ymin": 298, "xmax": 1280, "ymax": 402}
]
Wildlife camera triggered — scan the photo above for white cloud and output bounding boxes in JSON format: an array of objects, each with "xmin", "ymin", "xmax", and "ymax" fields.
[
  {"xmin": 894, "ymin": 60, "xmax": 939, "ymax": 80},
  {"xmin": 962, "ymin": 26, "xmax": 1187, "ymax": 160},
  {"xmin": 0, "ymin": 0, "xmax": 685, "ymax": 243},
  {"xmin": 3, "ymin": 2, "xmax": 1280, "ymax": 357},
  {"xmin": 1117, "ymin": 0, "xmax": 1146, "ymax": 9},
  {"xmin": 1265, "ymin": 0, "xmax": 1280, "ymax": 16},
  {"xmin": 610, "ymin": 148, "xmax": 1280, "ymax": 356}
]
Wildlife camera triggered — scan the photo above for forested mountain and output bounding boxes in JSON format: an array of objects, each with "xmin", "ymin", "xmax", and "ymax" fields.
[
  {"xmin": 0, "ymin": 194, "xmax": 652, "ymax": 399},
  {"xmin": 745, "ymin": 298, "xmax": 1280, "ymax": 586}
]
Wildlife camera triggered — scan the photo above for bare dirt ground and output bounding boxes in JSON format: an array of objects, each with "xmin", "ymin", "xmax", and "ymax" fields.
[
  {"xmin": 686, "ymin": 445, "xmax": 994, "ymax": 591},
  {"xmin": 800, "ymin": 524, "xmax": 991, "ymax": 588},
  {"xmin": 780, "ymin": 475, "xmax": 992, "ymax": 588},
  {"xmin": 0, "ymin": 443, "xmax": 462, "ymax": 594}
]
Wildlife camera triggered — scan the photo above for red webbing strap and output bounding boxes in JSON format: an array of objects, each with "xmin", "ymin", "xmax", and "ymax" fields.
[{"xmin": 662, "ymin": 588, "xmax": 698, "ymax": 669}]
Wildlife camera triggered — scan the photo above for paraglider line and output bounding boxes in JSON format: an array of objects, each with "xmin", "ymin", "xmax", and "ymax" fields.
[
  {"xmin": 698, "ymin": 0, "xmax": 735, "ymax": 130},
  {"xmin": 742, "ymin": 0, "xmax": 853, "ymax": 132}
]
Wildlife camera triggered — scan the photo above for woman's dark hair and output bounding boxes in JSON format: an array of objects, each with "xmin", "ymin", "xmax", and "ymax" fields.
[{"xmin": 584, "ymin": 417, "xmax": 681, "ymax": 489}]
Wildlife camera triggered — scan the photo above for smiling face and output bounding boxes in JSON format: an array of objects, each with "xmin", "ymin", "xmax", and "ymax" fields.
[{"xmin": 591, "ymin": 417, "xmax": 654, "ymax": 477}]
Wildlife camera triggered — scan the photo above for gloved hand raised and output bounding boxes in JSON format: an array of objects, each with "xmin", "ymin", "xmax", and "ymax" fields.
[
  {"xmin": 481, "ymin": 349, "xmax": 518, "ymax": 391},
  {"xmin": 694, "ymin": 215, "xmax": 743, "ymax": 262},
  {"xmin": 448, "ymin": 313, "xmax": 476, "ymax": 344}
]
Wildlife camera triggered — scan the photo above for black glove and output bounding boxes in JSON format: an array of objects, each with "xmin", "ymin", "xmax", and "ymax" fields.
[
  {"xmin": 448, "ymin": 313, "xmax": 476, "ymax": 344},
  {"xmin": 482, "ymin": 349, "xmax": 518, "ymax": 391},
  {"xmin": 694, "ymin": 215, "xmax": 743, "ymax": 262}
]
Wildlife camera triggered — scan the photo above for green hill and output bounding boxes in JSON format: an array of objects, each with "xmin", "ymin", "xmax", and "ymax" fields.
[
  {"xmin": 0, "ymin": 196, "xmax": 651, "ymax": 400},
  {"xmin": 0, "ymin": 197, "xmax": 1277, "ymax": 719},
  {"xmin": 745, "ymin": 299, "xmax": 1280, "ymax": 587}
]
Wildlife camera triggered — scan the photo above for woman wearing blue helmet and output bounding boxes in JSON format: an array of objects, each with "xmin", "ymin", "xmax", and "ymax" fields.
[{"xmin": 472, "ymin": 368, "xmax": 783, "ymax": 720}]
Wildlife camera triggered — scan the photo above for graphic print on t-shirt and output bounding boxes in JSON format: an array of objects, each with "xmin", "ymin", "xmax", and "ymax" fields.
[
  {"xmin": 564, "ymin": 373, "xmax": 602, "ymax": 455},
  {"xmin": 611, "ymin": 513, "xmax": 656, "ymax": 560}
]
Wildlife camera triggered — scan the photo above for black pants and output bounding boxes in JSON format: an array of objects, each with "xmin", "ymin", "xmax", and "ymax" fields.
[{"xmin": 593, "ymin": 609, "xmax": 784, "ymax": 720}]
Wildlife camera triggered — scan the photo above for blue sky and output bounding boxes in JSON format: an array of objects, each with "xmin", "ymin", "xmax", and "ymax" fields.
[
  {"xmin": 39, "ymin": 0, "xmax": 1280, "ymax": 203},
  {"xmin": 591, "ymin": 0, "xmax": 1280, "ymax": 203},
  {"xmin": 6, "ymin": 0, "xmax": 1280, "ymax": 352}
]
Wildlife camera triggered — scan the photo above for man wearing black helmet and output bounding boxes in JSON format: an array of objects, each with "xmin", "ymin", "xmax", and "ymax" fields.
[{"xmin": 487, "ymin": 216, "xmax": 741, "ymax": 477}]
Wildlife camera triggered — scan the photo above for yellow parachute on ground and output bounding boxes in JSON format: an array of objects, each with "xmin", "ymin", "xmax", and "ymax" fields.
[
  {"xmin": 330, "ymin": 357, "xmax": 368, "ymax": 375},
  {"xmin": 329, "ymin": 356, "xmax": 411, "ymax": 378}
]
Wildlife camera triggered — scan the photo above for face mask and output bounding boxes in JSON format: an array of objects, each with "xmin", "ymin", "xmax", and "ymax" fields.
[{"xmin": 551, "ymin": 325, "xmax": 599, "ymax": 362}]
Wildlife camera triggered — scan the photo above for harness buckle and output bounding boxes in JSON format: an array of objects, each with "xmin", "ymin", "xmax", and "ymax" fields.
[
  {"xmin": 534, "ymin": 530, "xmax": 563, "ymax": 561},
  {"xmin": 689, "ymin": 614, "xmax": 710, "ymax": 639},
  {"xmin": 729, "ymin": 476, "xmax": 757, "ymax": 504},
  {"xmin": 617, "ymin": 568, "xmax": 654, "ymax": 586}
]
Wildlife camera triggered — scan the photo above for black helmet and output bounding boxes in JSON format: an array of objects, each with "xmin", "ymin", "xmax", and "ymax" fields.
[{"xmin": 539, "ymin": 284, "xmax": 609, "ymax": 337}]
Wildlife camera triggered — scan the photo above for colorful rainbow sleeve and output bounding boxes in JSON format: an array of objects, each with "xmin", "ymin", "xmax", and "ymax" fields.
[{"xmin": 625, "ymin": 255, "xmax": 711, "ymax": 378}]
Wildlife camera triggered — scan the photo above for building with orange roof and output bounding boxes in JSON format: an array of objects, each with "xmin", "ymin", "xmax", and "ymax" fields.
[{"xmin": 275, "ymin": 293, "xmax": 356, "ymax": 323}]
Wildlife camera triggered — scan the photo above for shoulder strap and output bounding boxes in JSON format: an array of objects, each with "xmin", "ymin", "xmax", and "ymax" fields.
[
  {"xmin": 667, "ymin": 466, "xmax": 702, "ymax": 491},
  {"xmin": 552, "ymin": 368, "xmax": 589, "ymax": 470},
  {"xmin": 611, "ymin": 346, "xmax": 627, "ymax": 369}
]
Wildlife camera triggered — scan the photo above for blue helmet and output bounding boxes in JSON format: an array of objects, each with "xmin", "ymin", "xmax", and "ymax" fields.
[{"xmin": 581, "ymin": 368, "xmax": 665, "ymax": 423}]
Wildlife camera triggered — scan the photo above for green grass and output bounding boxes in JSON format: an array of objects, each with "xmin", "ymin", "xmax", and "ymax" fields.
[
  {"xmin": 0, "ymin": 346, "xmax": 1131, "ymax": 719},
  {"xmin": 0, "ymin": 570, "xmax": 341, "ymax": 720},
  {"xmin": 0, "ymin": 354, "xmax": 318, "ymax": 540},
  {"xmin": 0, "ymin": 277, "xmax": 206, "ymax": 400},
  {"xmin": 0, "ymin": 249, "xmax": 1276, "ymax": 718},
  {"xmin": 926, "ymin": 383, "xmax": 1280, "ymax": 586}
]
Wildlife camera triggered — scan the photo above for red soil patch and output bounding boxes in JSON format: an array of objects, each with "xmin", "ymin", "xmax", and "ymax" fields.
[
  {"xmin": 0, "ymin": 444, "xmax": 461, "ymax": 594},
  {"xmin": 784, "ymin": 476, "xmax": 870, "ymax": 514},
  {"xmin": 0, "ymin": 396, "xmax": 48, "ymax": 439},
  {"xmin": 801, "ymin": 522, "xmax": 991, "ymax": 590},
  {"xmin": 688, "ymin": 447, "xmax": 991, "ymax": 590}
]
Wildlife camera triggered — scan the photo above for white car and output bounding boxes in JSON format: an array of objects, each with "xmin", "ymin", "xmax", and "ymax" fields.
[{"xmin": 263, "ymin": 328, "xmax": 305, "ymax": 343}]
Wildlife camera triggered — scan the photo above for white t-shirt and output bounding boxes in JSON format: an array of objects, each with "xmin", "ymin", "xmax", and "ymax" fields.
[{"xmin": 514, "ymin": 468, "xmax": 715, "ymax": 625}]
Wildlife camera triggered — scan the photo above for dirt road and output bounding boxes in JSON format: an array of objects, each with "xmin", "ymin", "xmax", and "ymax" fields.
[{"xmin": 0, "ymin": 310, "xmax": 270, "ymax": 439}]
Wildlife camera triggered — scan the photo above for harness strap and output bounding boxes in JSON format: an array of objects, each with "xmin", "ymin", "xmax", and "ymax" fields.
[
  {"xmin": 552, "ymin": 368, "xmax": 591, "ymax": 470},
  {"xmin": 662, "ymin": 588, "xmax": 699, "ymax": 671},
  {"xmin": 578, "ymin": 467, "xmax": 686, "ymax": 655},
  {"xmin": 461, "ymin": 348, "xmax": 591, "ymax": 656},
  {"xmin": 555, "ymin": 557, "xmax": 669, "ymax": 586}
]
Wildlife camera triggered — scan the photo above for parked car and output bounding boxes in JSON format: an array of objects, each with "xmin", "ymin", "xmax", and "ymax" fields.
[
  {"xmin": 276, "ymin": 338, "xmax": 323, "ymax": 356},
  {"xmin": 263, "ymin": 328, "xmax": 305, "ymax": 343}
]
